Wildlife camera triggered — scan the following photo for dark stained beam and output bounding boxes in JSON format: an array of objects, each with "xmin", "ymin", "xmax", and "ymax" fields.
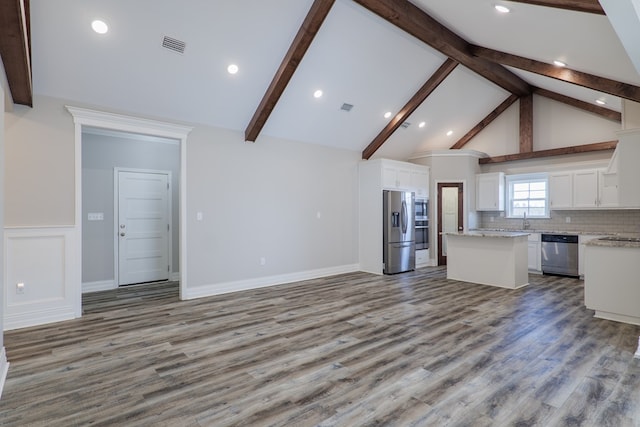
[
  {"xmin": 471, "ymin": 45, "xmax": 640, "ymax": 103},
  {"xmin": 353, "ymin": 0, "xmax": 530, "ymax": 96},
  {"xmin": 519, "ymin": 93, "xmax": 533, "ymax": 153},
  {"xmin": 0, "ymin": 0, "xmax": 32, "ymax": 106},
  {"xmin": 479, "ymin": 141, "xmax": 617, "ymax": 164},
  {"xmin": 505, "ymin": 0, "xmax": 605, "ymax": 15},
  {"xmin": 450, "ymin": 94, "xmax": 519, "ymax": 149},
  {"xmin": 244, "ymin": 0, "xmax": 335, "ymax": 142},
  {"xmin": 533, "ymin": 87, "xmax": 621, "ymax": 122},
  {"xmin": 362, "ymin": 58, "xmax": 458, "ymax": 160}
]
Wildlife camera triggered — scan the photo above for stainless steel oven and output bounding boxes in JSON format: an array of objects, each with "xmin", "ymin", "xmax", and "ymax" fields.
[{"xmin": 415, "ymin": 198, "xmax": 429, "ymax": 250}]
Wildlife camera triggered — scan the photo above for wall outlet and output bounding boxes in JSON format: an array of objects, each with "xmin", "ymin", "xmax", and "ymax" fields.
[
  {"xmin": 16, "ymin": 282, "xmax": 25, "ymax": 294},
  {"xmin": 565, "ymin": 216, "xmax": 571, "ymax": 223},
  {"xmin": 260, "ymin": 257, "xmax": 266, "ymax": 266}
]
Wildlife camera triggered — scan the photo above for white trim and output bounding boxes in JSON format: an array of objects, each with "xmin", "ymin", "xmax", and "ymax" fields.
[
  {"xmin": 0, "ymin": 347, "xmax": 8, "ymax": 399},
  {"xmin": 83, "ymin": 127, "xmax": 179, "ymax": 145},
  {"xmin": 113, "ymin": 168, "xmax": 173, "ymax": 287},
  {"xmin": 82, "ymin": 280, "xmax": 116, "ymax": 293},
  {"xmin": 183, "ymin": 264, "xmax": 360, "ymax": 300},
  {"xmin": 409, "ymin": 149, "xmax": 487, "ymax": 160},
  {"xmin": 66, "ymin": 106, "xmax": 192, "ymax": 313},
  {"xmin": 171, "ymin": 272, "xmax": 181, "ymax": 282}
]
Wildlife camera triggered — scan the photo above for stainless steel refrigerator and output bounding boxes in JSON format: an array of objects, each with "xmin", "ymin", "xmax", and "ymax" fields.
[{"xmin": 383, "ymin": 190, "xmax": 416, "ymax": 274}]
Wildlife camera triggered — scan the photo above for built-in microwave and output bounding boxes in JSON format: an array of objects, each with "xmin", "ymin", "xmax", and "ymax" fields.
[{"xmin": 415, "ymin": 198, "xmax": 428, "ymax": 220}]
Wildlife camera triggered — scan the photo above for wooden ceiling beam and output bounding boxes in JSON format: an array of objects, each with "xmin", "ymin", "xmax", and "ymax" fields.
[
  {"xmin": 505, "ymin": 0, "xmax": 605, "ymax": 15},
  {"xmin": 244, "ymin": 0, "xmax": 335, "ymax": 142},
  {"xmin": 353, "ymin": 0, "xmax": 531, "ymax": 96},
  {"xmin": 479, "ymin": 140, "xmax": 618, "ymax": 164},
  {"xmin": 0, "ymin": 0, "xmax": 32, "ymax": 106},
  {"xmin": 450, "ymin": 94, "xmax": 519, "ymax": 149},
  {"xmin": 533, "ymin": 87, "xmax": 621, "ymax": 122},
  {"xmin": 362, "ymin": 58, "xmax": 458, "ymax": 159},
  {"xmin": 519, "ymin": 93, "xmax": 533, "ymax": 153},
  {"xmin": 471, "ymin": 45, "xmax": 640, "ymax": 103}
]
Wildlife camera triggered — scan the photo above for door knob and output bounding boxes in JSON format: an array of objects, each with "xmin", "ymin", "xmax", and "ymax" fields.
[{"xmin": 120, "ymin": 232, "xmax": 125, "ymax": 237}]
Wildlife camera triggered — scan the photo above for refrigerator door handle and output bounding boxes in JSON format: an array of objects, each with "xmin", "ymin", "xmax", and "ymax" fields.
[{"xmin": 401, "ymin": 199, "xmax": 408, "ymax": 234}]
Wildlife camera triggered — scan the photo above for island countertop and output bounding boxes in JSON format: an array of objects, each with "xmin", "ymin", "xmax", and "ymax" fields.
[{"xmin": 445, "ymin": 231, "xmax": 530, "ymax": 238}]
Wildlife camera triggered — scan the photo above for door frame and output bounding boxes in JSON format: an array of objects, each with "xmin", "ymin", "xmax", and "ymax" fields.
[
  {"xmin": 67, "ymin": 106, "xmax": 192, "ymax": 316},
  {"xmin": 436, "ymin": 181, "xmax": 465, "ymax": 266},
  {"xmin": 114, "ymin": 168, "xmax": 172, "ymax": 287}
]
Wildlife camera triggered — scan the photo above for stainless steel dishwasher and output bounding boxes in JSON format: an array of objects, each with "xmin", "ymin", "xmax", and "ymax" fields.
[{"xmin": 541, "ymin": 234, "xmax": 579, "ymax": 277}]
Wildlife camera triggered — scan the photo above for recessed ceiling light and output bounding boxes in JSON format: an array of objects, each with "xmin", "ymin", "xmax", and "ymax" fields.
[
  {"xmin": 446, "ymin": 130, "xmax": 453, "ymax": 136},
  {"xmin": 313, "ymin": 89, "xmax": 323, "ymax": 98},
  {"xmin": 553, "ymin": 60, "xmax": 566, "ymax": 67},
  {"xmin": 384, "ymin": 111, "xmax": 392, "ymax": 119},
  {"xmin": 418, "ymin": 121, "xmax": 426, "ymax": 128},
  {"xmin": 227, "ymin": 64, "xmax": 239, "ymax": 74},
  {"xmin": 595, "ymin": 99, "xmax": 606, "ymax": 105},
  {"xmin": 91, "ymin": 20, "xmax": 109, "ymax": 34},
  {"xmin": 494, "ymin": 4, "xmax": 510, "ymax": 13}
]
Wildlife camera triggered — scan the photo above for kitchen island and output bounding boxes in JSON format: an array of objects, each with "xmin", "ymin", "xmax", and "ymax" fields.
[
  {"xmin": 445, "ymin": 231, "xmax": 530, "ymax": 289},
  {"xmin": 584, "ymin": 236, "xmax": 640, "ymax": 325}
]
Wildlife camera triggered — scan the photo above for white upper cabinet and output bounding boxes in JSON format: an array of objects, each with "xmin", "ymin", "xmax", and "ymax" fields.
[
  {"xmin": 572, "ymin": 170, "xmax": 598, "ymax": 208},
  {"xmin": 549, "ymin": 172, "xmax": 573, "ymax": 209},
  {"xmin": 598, "ymin": 170, "xmax": 619, "ymax": 208},
  {"xmin": 476, "ymin": 172, "xmax": 504, "ymax": 211},
  {"xmin": 410, "ymin": 170, "xmax": 429, "ymax": 198},
  {"xmin": 551, "ymin": 169, "xmax": 619, "ymax": 210},
  {"xmin": 380, "ymin": 160, "xmax": 429, "ymax": 195}
]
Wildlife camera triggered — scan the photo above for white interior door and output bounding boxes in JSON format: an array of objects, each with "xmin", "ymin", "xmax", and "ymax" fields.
[{"xmin": 118, "ymin": 170, "xmax": 170, "ymax": 286}]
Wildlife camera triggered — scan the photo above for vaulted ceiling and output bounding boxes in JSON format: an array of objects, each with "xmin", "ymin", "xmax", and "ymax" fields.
[{"xmin": 2, "ymin": 0, "xmax": 640, "ymax": 161}]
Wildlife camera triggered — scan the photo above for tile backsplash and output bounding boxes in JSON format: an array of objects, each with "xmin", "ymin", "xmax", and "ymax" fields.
[{"xmin": 479, "ymin": 209, "xmax": 640, "ymax": 234}]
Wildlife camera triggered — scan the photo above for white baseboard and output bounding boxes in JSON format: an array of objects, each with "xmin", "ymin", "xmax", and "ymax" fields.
[
  {"xmin": 82, "ymin": 280, "xmax": 116, "ymax": 293},
  {"xmin": 183, "ymin": 264, "xmax": 360, "ymax": 300},
  {"xmin": 0, "ymin": 347, "xmax": 9, "ymax": 399},
  {"xmin": 4, "ymin": 306, "xmax": 76, "ymax": 331},
  {"xmin": 170, "ymin": 272, "xmax": 180, "ymax": 282}
]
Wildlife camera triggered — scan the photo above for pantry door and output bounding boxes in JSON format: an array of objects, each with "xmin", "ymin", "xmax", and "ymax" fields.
[
  {"xmin": 437, "ymin": 182, "xmax": 464, "ymax": 266},
  {"xmin": 117, "ymin": 170, "xmax": 171, "ymax": 286}
]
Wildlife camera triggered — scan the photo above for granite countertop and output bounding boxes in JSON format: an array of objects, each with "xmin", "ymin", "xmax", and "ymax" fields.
[
  {"xmin": 586, "ymin": 236, "xmax": 640, "ymax": 249},
  {"xmin": 474, "ymin": 228, "xmax": 631, "ymax": 236},
  {"xmin": 446, "ymin": 231, "xmax": 530, "ymax": 238}
]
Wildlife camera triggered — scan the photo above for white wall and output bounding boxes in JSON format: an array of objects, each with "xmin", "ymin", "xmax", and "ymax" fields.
[
  {"xmin": 465, "ymin": 95, "xmax": 621, "ymax": 156},
  {"xmin": 4, "ymin": 95, "xmax": 360, "ymax": 322},
  {"xmin": 1, "ymin": 67, "xmax": 7, "ymax": 377},
  {"xmin": 5, "ymin": 96, "xmax": 75, "ymax": 226},
  {"xmin": 82, "ymin": 132, "xmax": 180, "ymax": 286},
  {"xmin": 185, "ymin": 126, "xmax": 360, "ymax": 296}
]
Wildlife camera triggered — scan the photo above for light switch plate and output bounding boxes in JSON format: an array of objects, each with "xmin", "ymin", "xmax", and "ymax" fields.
[{"xmin": 88, "ymin": 212, "xmax": 104, "ymax": 221}]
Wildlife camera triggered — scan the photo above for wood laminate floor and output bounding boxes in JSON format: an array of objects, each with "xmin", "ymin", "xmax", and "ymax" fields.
[{"xmin": 1, "ymin": 267, "xmax": 640, "ymax": 426}]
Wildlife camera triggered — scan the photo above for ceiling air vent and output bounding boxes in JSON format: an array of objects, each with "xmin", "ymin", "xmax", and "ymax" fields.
[
  {"xmin": 340, "ymin": 103, "xmax": 354, "ymax": 112},
  {"xmin": 162, "ymin": 35, "xmax": 186, "ymax": 54},
  {"xmin": 400, "ymin": 122, "xmax": 411, "ymax": 129}
]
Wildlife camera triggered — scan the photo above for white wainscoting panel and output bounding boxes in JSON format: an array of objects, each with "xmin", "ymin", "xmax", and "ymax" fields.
[
  {"xmin": 0, "ymin": 347, "xmax": 8, "ymax": 398},
  {"xmin": 4, "ymin": 227, "xmax": 78, "ymax": 330}
]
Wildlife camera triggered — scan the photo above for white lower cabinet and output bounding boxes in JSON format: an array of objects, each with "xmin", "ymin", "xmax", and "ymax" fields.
[
  {"xmin": 527, "ymin": 233, "xmax": 541, "ymax": 272},
  {"xmin": 416, "ymin": 249, "xmax": 429, "ymax": 267}
]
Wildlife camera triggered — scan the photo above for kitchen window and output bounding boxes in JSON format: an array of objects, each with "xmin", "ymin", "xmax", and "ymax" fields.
[{"xmin": 506, "ymin": 173, "xmax": 549, "ymax": 218}]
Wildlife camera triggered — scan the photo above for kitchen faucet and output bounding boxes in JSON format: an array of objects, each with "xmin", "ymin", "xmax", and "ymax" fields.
[{"xmin": 522, "ymin": 212, "xmax": 530, "ymax": 230}]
